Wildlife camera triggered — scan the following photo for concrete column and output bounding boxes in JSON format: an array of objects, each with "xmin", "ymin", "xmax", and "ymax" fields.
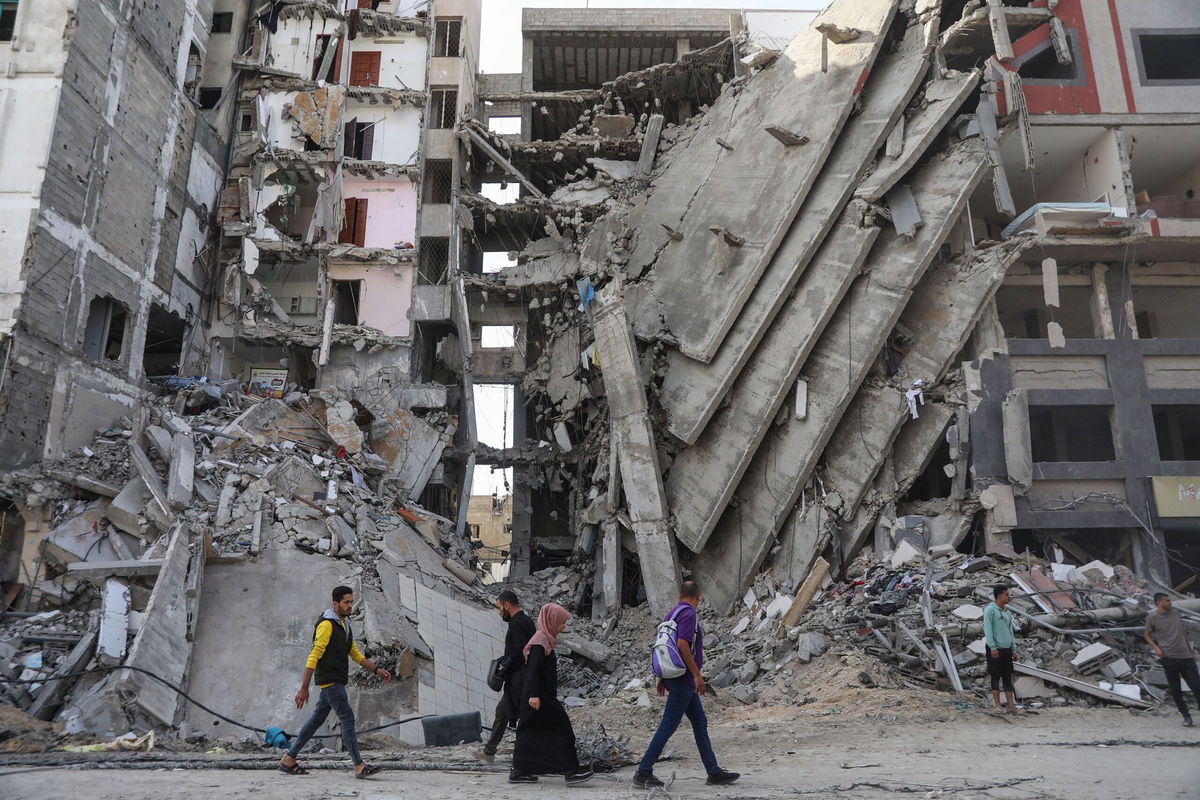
[{"xmin": 508, "ymin": 384, "xmax": 531, "ymax": 578}]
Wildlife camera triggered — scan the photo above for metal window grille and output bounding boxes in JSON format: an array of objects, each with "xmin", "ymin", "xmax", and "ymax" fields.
[
  {"xmin": 418, "ymin": 237, "xmax": 451, "ymax": 284},
  {"xmin": 430, "ymin": 89, "xmax": 458, "ymax": 129},
  {"xmin": 435, "ymin": 19, "xmax": 462, "ymax": 58},
  {"xmin": 423, "ymin": 160, "xmax": 453, "ymax": 203}
]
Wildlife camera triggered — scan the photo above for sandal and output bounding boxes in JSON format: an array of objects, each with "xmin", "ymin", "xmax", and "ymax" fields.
[
  {"xmin": 355, "ymin": 764, "xmax": 383, "ymax": 779},
  {"xmin": 278, "ymin": 761, "xmax": 309, "ymax": 776}
]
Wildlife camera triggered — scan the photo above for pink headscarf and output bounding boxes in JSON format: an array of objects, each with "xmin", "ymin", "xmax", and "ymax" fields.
[{"xmin": 523, "ymin": 602, "xmax": 571, "ymax": 660}]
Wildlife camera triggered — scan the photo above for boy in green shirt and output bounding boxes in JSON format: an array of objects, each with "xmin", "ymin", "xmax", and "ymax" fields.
[{"xmin": 984, "ymin": 585, "xmax": 1019, "ymax": 714}]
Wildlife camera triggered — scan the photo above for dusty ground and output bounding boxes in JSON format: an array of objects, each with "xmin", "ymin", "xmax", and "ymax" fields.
[{"xmin": 2, "ymin": 688, "xmax": 1198, "ymax": 799}]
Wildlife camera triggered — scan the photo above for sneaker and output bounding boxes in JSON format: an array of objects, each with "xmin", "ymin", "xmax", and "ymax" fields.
[
  {"xmin": 707, "ymin": 769, "xmax": 741, "ymax": 785},
  {"xmin": 508, "ymin": 770, "xmax": 538, "ymax": 784},
  {"xmin": 1184, "ymin": 716, "xmax": 1195, "ymax": 728},
  {"xmin": 472, "ymin": 746, "xmax": 495, "ymax": 764},
  {"xmin": 632, "ymin": 771, "xmax": 665, "ymax": 788},
  {"xmin": 565, "ymin": 768, "xmax": 593, "ymax": 785}
]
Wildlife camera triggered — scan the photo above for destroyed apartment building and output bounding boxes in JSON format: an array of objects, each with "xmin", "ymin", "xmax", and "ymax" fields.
[{"xmin": 1, "ymin": 0, "xmax": 1200, "ymax": 747}]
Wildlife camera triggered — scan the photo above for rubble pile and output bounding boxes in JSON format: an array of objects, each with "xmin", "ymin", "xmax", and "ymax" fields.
[{"xmin": 0, "ymin": 384, "xmax": 479, "ymax": 735}]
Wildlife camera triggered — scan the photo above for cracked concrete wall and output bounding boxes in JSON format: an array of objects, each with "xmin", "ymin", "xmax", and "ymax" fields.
[{"xmin": 0, "ymin": 0, "xmax": 214, "ymax": 469}]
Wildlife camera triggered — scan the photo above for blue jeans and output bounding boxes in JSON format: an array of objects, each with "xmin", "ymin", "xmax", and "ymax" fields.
[
  {"xmin": 638, "ymin": 675, "xmax": 719, "ymax": 775},
  {"xmin": 287, "ymin": 683, "xmax": 362, "ymax": 765}
]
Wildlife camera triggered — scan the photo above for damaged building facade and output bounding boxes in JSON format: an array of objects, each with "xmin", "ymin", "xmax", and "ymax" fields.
[{"xmin": 1, "ymin": 0, "xmax": 1200, "ymax": 748}]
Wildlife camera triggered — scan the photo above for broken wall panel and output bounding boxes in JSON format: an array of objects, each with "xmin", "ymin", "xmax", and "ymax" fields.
[
  {"xmin": 666, "ymin": 212, "xmax": 879, "ymax": 552},
  {"xmin": 592, "ymin": 286, "xmax": 680, "ymax": 617},
  {"xmin": 659, "ymin": 12, "xmax": 937, "ymax": 444},
  {"xmin": 838, "ymin": 400, "xmax": 956, "ymax": 561},
  {"xmin": 855, "ymin": 69, "xmax": 981, "ymax": 202},
  {"xmin": 821, "ymin": 240, "xmax": 1029, "ymax": 524},
  {"xmin": 690, "ymin": 138, "xmax": 989, "ymax": 613},
  {"xmin": 627, "ymin": 0, "xmax": 899, "ymax": 362}
]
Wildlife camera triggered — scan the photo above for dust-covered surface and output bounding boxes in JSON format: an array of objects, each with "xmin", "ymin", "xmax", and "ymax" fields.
[{"xmin": 1, "ymin": 692, "xmax": 1197, "ymax": 799}]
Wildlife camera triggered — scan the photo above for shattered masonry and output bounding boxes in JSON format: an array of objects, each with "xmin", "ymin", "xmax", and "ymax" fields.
[{"xmin": 1, "ymin": 0, "xmax": 1200, "ymax": 745}]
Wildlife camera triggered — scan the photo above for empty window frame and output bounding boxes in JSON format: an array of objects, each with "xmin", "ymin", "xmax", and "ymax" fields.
[
  {"xmin": 342, "ymin": 118, "xmax": 375, "ymax": 161},
  {"xmin": 210, "ymin": 11, "xmax": 233, "ymax": 33},
  {"xmin": 419, "ymin": 237, "xmax": 451, "ymax": 283},
  {"xmin": 430, "ymin": 89, "xmax": 458, "ymax": 129},
  {"xmin": 0, "ymin": 1, "xmax": 18, "ymax": 42},
  {"xmin": 995, "ymin": 284, "xmax": 1095, "ymax": 339},
  {"xmin": 198, "ymin": 87, "xmax": 223, "ymax": 109},
  {"xmin": 1132, "ymin": 30, "xmax": 1200, "ymax": 84},
  {"xmin": 434, "ymin": 18, "xmax": 462, "ymax": 58},
  {"xmin": 1132, "ymin": 285, "xmax": 1200, "ymax": 338},
  {"xmin": 481, "ymin": 325, "xmax": 516, "ymax": 349},
  {"xmin": 349, "ymin": 50, "xmax": 381, "ymax": 87},
  {"xmin": 1016, "ymin": 28, "xmax": 1083, "ymax": 84},
  {"xmin": 239, "ymin": 110, "xmax": 254, "ymax": 132},
  {"xmin": 339, "ymin": 197, "xmax": 369, "ymax": 247},
  {"xmin": 331, "ymin": 280, "xmax": 362, "ymax": 325},
  {"xmin": 423, "ymin": 160, "xmax": 453, "ymax": 203},
  {"xmin": 82, "ymin": 297, "xmax": 130, "ymax": 364},
  {"xmin": 488, "ymin": 116, "xmax": 521, "ymax": 135},
  {"xmin": 142, "ymin": 304, "xmax": 187, "ymax": 377},
  {"xmin": 312, "ymin": 35, "xmax": 342, "ymax": 82},
  {"xmin": 1153, "ymin": 406, "xmax": 1200, "ymax": 462},
  {"xmin": 1029, "ymin": 405, "xmax": 1116, "ymax": 463}
]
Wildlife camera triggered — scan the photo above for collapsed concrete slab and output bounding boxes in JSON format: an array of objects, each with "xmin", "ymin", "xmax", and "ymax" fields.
[
  {"xmin": 119, "ymin": 524, "xmax": 203, "ymax": 726},
  {"xmin": 593, "ymin": 285, "xmax": 680, "ymax": 617},
  {"xmin": 667, "ymin": 212, "xmax": 879, "ymax": 552},
  {"xmin": 628, "ymin": 0, "xmax": 899, "ymax": 362},
  {"xmin": 371, "ymin": 408, "xmax": 457, "ymax": 500},
  {"xmin": 855, "ymin": 69, "xmax": 981, "ymax": 202},
  {"xmin": 659, "ymin": 10, "xmax": 938, "ymax": 444},
  {"xmin": 692, "ymin": 137, "xmax": 989, "ymax": 612},
  {"xmin": 820, "ymin": 238, "xmax": 1029, "ymax": 532}
]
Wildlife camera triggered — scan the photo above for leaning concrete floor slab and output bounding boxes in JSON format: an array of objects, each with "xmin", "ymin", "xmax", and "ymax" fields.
[
  {"xmin": 820, "ymin": 239, "xmax": 1029, "ymax": 526},
  {"xmin": 691, "ymin": 138, "xmax": 989, "ymax": 613},
  {"xmin": 628, "ymin": 0, "xmax": 899, "ymax": 362},
  {"xmin": 658, "ymin": 11, "xmax": 936, "ymax": 444}
]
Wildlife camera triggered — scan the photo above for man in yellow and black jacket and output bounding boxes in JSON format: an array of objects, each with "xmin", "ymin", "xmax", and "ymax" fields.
[{"xmin": 279, "ymin": 585, "xmax": 391, "ymax": 779}]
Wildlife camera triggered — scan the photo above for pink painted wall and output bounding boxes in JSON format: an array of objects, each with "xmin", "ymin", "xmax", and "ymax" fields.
[
  {"xmin": 328, "ymin": 263, "xmax": 414, "ymax": 338},
  {"xmin": 344, "ymin": 177, "xmax": 417, "ymax": 249}
]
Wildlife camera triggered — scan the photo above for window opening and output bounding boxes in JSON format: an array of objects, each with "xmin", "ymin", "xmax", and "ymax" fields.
[
  {"xmin": 331, "ymin": 280, "xmax": 362, "ymax": 325},
  {"xmin": 82, "ymin": 297, "xmax": 129, "ymax": 364},
  {"xmin": 1018, "ymin": 36, "xmax": 1079, "ymax": 82},
  {"xmin": 312, "ymin": 35, "xmax": 342, "ymax": 82},
  {"xmin": 481, "ymin": 326, "xmax": 516, "ymax": 349},
  {"xmin": 424, "ymin": 160, "xmax": 453, "ymax": 203},
  {"xmin": 488, "ymin": 116, "xmax": 521, "ymax": 135},
  {"xmin": 1029, "ymin": 405, "xmax": 1116, "ymax": 462},
  {"xmin": 211, "ymin": 12, "xmax": 233, "ymax": 33},
  {"xmin": 343, "ymin": 119, "xmax": 375, "ymax": 160},
  {"xmin": 430, "ymin": 89, "xmax": 458, "ymax": 129},
  {"xmin": 434, "ymin": 19, "xmax": 462, "ymax": 58},
  {"xmin": 1153, "ymin": 406, "xmax": 1200, "ymax": 462},
  {"xmin": 0, "ymin": 1, "xmax": 18, "ymax": 42},
  {"xmin": 142, "ymin": 304, "xmax": 187, "ymax": 377},
  {"xmin": 1132, "ymin": 285, "xmax": 1200, "ymax": 338},
  {"xmin": 198, "ymin": 87, "xmax": 223, "ymax": 109},
  {"xmin": 1135, "ymin": 32, "xmax": 1200, "ymax": 82},
  {"xmin": 995, "ymin": 284, "xmax": 1095, "ymax": 339},
  {"xmin": 239, "ymin": 111, "xmax": 254, "ymax": 132},
  {"xmin": 418, "ymin": 237, "xmax": 451, "ymax": 283}
]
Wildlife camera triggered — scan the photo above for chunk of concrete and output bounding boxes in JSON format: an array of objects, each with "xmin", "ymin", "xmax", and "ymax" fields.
[
  {"xmin": 952, "ymin": 604, "xmax": 984, "ymax": 621},
  {"xmin": 145, "ymin": 425, "xmax": 174, "ymax": 460},
  {"xmin": 325, "ymin": 400, "xmax": 364, "ymax": 454},
  {"xmin": 97, "ymin": 578, "xmax": 130, "ymax": 665},
  {"xmin": 794, "ymin": 631, "xmax": 830, "ymax": 663},
  {"xmin": 890, "ymin": 539, "xmax": 924, "ymax": 567},
  {"xmin": 167, "ymin": 432, "xmax": 194, "ymax": 509},
  {"xmin": 106, "ymin": 478, "xmax": 150, "ymax": 537}
]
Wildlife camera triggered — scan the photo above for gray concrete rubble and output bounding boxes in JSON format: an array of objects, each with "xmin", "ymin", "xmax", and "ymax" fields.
[{"xmin": 4, "ymin": 0, "xmax": 1199, "ymax": 750}]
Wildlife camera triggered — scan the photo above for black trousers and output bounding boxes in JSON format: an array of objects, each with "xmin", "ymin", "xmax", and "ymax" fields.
[
  {"xmin": 987, "ymin": 647, "xmax": 1015, "ymax": 693},
  {"xmin": 1161, "ymin": 657, "xmax": 1200, "ymax": 718}
]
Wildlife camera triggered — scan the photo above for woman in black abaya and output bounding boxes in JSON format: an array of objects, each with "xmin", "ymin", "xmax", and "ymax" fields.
[{"xmin": 508, "ymin": 602, "xmax": 592, "ymax": 785}]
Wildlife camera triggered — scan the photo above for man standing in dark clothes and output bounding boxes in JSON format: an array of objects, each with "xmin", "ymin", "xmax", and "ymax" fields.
[
  {"xmin": 634, "ymin": 580, "xmax": 739, "ymax": 788},
  {"xmin": 1145, "ymin": 592, "xmax": 1200, "ymax": 727},
  {"xmin": 476, "ymin": 589, "xmax": 536, "ymax": 762},
  {"xmin": 279, "ymin": 585, "xmax": 391, "ymax": 779}
]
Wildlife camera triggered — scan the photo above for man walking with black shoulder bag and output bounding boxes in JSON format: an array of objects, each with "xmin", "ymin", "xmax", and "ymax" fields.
[{"xmin": 476, "ymin": 589, "xmax": 536, "ymax": 762}]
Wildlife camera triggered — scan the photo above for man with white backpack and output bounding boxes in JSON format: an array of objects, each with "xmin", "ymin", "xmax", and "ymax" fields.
[{"xmin": 633, "ymin": 580, "xmax": 740, "ymax": 788}]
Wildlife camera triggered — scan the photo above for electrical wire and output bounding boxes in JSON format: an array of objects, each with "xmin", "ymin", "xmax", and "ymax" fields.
[{"xmin": 0, "ymin": 665, "xmax": 431, "ymax": 741}]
